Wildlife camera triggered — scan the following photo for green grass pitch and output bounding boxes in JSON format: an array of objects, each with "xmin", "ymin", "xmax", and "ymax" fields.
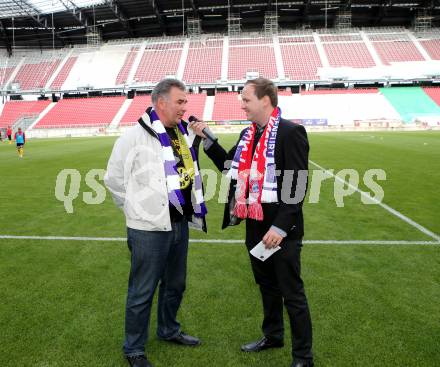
[{"xmin": 0, "ymin": 131, "xmax": 439, "ymax": 366}]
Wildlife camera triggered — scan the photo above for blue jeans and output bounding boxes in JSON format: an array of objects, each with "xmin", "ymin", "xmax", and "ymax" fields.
[{"xmin": 123, "ymin": 220, "xmax": 189, "ymax": 357}]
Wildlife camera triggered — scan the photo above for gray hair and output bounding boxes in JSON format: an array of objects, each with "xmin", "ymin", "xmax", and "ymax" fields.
[{"xmin": 151, "ymin": 78, "xmax": 186, "ymax": 106}]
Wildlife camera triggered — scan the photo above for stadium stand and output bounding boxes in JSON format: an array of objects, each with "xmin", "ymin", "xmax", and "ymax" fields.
[
  {"xmin": 34, "ymin": 96, "xmax": 125, "ymax": 128},
  {"xmin": 183, "ymin": 39, "xmax": 223, "ymax": 84},
  {"xmin": 228, "ymin": 37, "xmax": 278, "ymax": 80},
  {"xmin": 1, "ymin": 30, "xmax": 438, "ymax": 91},
  {"xmin": 0, "ymin": 100, "xmax": 51, "ymax": 128},
  {"xmin": 280, "ymin": 40, "xmax": 322, "ymax": 80},
  {"xmin": 369, "ymin": 33, "xmax": 425, "ymax": 64},
  {"xmin": 4, "ymin": 85, "xmax": 440, "ymax": 134},
  {"xmin": 380, "ymin": 87, "xmax": 440, "ymax": 122},
  {"xmin": 212, "ymin": 92, "xmax": 244, "ymax": 121},
  {"xmin": 186, "ymin": 93, "xmax": 207, "ymax": 121},
  {"xmin": 13, "ymin": 57, "xmax": 62, "ymax": 90},
  {"xmin": 323, "ymin": 42, "xmax": 376, "ymax": 68},
  {"xmin": 422, "ymin": 87, "xmax": 440, "ymax": 106},
  {"xmin": 1, "ymin": 29, "xmax": 440, "ymax": 135},
  {"xmin": 50, "ymin": 56, "xmax": 78, "ymax": 90},
  {"xmin": 120, "ymin": 95, "xmax": 151, "ymax": 126},
  {"xmin": 119, "ymin": 93, "xmax": 206, "ymax": 126},
  {"xmin": 419, "ymin": 39, "xmax": 440, "ymax": 60},
  {"xmin": 0, "ymin": 53, "xmax": 23, "ymax": 88},
  {"xmin": 134, "ymin": 42, "xmax": 183, "ymax": 83},
  {"xmin": 116, "ymin": 46, "xmax": 139, "ymax": 85},
  {"xmin": 283, "ymin": 92, "xmax": 401, "ymax": 125},
  {"xmin": 0, "ymin": 66, "xmax": 16, "ymax": 88},
  {"xmin": 59, "ymin": 45, "xmax": 130, "ymax": 90}
]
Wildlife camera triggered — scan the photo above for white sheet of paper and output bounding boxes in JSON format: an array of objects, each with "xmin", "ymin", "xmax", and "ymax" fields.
[{"xmin": 250, "ymin": 241, "xmax": 281, "ymax": 262}]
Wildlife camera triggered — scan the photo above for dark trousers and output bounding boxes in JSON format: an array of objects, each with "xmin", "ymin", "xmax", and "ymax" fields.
[
  {"xmin": 246, "ymin": 222, "xmax": 313, "ymax": 361},
  {"xmin": 123, "ymin": 220, "xmax": 189, "ymax": 357}
]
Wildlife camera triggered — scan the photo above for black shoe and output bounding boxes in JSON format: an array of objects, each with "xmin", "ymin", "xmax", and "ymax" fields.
[
  {"xmin": 126, "ymin": 354, "xmax": 153, "ymax": 367},
  {"xmin": 164, "ymin": 331, "xmax": 201, "ymax": 346},
  {"xmin": 290, "ymin": 360, "xmax": 314, "ymax": 367},
  {"xmin": 241, "ymin": 336, "xmax": 284, "ymax": 352}
]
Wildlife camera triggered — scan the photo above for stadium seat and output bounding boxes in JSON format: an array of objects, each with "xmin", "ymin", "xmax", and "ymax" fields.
[
  {"xmin": 280, "ymin": 41, "xmax": 322, "ymax": 80},
  {"xmin": 419, "ymin": 39, "xmax": 440, "ymax": 60},
  {"xmin": 212, "ymin": 92, "xmax": 244, "ymax": 121},
  {"xmin": 120, "ymin": 93, "xmax": 207, "ymax": 126},
  {"xmin": 183, "ymin": 39, "xmax": 223, "ymax": 84},
  {"xmin": 228, "ymin": 38, "xmax": 277, "ymax": 80},
  {"xmin": 370, "ymin": 36, "xmax": 424, "ymax": 65},
  {"xmin": 13, "ymin": 60, "xmax": 61, "ymax": 90},
  {"xmin": 116, "ymin": 47, "xmax": 139, "ymax": 85},
  {"xmin": 134, "ymin": 42, "xmax": 183, "ymax": 83},
  {"xmin": 0, "ymin": 100, "xmax": 51, "ymax": 128},
  {"xmin": 34, "ymin": 96, "xmax": 125, "ymax": 128},
  {"xmin": 50, "ymin": 56, "xmax": 78, "ymax": 90},
  {"xmin": 120, "ymin": 95, "xmax": 152, "ymax": 126},
  {"xmin": 323, "ymin": 42, "xmax": 376, "ymax": 68}
]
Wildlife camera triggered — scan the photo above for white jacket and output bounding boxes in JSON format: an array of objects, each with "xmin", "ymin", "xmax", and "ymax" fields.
[{"xmin": 104, "ymin": 121, "xmax": 204, "ymax": 232}]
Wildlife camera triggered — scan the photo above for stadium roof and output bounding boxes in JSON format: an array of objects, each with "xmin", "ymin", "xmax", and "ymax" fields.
[
  {"xmin": 0, "ymin": 0, "xmax": 439, "ymax": 51},
  {"xmin": 0, "ymin": 0, "xmax": 105, "ymax": 17}
]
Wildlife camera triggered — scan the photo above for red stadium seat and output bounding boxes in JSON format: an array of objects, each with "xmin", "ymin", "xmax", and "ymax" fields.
[
  {"xmin": 0, "ymin": 100, "xmax": 51, "ymax": 128},
  {"xmin": 50, "ymin": 57, "xmax": 78, "ymax": 90},
  {"xmin": 212, "ymin": 92, "xmax": 244, "ymax": 121},
  {"xmin": 34, "ymin": 96, "xmax": 125, "ymax": 129}
]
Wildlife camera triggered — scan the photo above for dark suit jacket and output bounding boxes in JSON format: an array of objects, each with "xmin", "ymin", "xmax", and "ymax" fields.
[{"xmin": 204, "ymin": 118, "xmax": 309, "ymax": 243}]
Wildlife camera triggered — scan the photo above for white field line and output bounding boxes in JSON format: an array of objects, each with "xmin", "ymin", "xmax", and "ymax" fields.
[
  {"xmin": 0, "ymin": 235, "xmax": 438, "ymax": 245},
  {"xmin": 309, "ymin": 160, "xmax": 440, "ymax": 242}
]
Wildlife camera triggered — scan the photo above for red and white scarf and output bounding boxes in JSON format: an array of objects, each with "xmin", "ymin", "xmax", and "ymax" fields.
[{"xmin": 228, "ymin": 107, "xmax": 281, "ymax": 221}]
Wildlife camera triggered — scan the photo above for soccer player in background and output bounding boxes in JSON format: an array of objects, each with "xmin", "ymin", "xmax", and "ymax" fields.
[
  {"xmin": 15, "ymin": 127, "xmax": 26, "ymax": 158},
  {"xmin": 7, "ymin": 126, "xmax": 12, "ymax": 144}
]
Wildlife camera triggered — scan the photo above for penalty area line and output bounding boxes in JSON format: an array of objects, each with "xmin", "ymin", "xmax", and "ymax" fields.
[{"xmin": 309, "ymin": 160, "xmax": 440, "ymax": 242}]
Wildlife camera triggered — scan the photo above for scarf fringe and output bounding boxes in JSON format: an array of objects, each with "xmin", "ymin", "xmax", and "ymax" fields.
[
  {"xmin": 234, "ymin": 202, "xmax": 248, "ymax": 219},
  {"xmin": 248, "ymin": 202, "xmax": 264, "ymax": 221}
]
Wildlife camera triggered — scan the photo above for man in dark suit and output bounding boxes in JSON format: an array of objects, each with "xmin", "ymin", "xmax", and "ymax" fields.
[{"xmin": 190, "ymin": 78, "xmax": 313, "ymax": 367}]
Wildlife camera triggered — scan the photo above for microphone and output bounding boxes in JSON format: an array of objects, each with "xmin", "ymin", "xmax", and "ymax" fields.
[{"xmin": 188, "ymin": 115, "xmax": 218, "ymax": 142}]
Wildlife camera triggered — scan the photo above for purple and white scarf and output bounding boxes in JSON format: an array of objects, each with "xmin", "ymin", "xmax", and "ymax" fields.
[{"xmin": 141, "ymin": 109, "xmax": 207, "ymax": 218}]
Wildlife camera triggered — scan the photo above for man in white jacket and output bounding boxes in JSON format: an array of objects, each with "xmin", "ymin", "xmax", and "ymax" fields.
[{"xmin": 104, "ymin": 78, "xmax": 207, "ymax": 367}]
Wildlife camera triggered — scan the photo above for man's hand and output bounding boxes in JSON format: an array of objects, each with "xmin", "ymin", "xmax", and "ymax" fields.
[
  {"xmin": 262, "ymin": 229, "xmax": 283, "ymax": 249},
  {"xmin": 188, "ymin": 120, "xmax": 208, "ymax": 139}
]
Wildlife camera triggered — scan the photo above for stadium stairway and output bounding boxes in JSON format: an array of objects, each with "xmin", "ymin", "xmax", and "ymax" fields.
[
  {"xmin": 0, "ymin": 100, "xmax": 51, "ymax": 129},
  {"xmin": 360, "ymin": 31, "xmax": 383, "ymax": 66},
  {"xmin": 28, "ymin": 102, "xmax": 58, "ymax": 130},
  {"xmin": 6, "ymin": 58, "xmax": 25, "ymax": 87},
  {"xmin": 203, "ymin": 96, "xmax": 215, "ymax": 121},
  {"xmin": 407, "ymin": 31, "xmax": 432, "ymax": 61},
  {"xmin": 313, "ymin": 33, "xmax": 330, "ymax": 68},
  {"xmin": 176, "ymin": 39, "xmax": 190, "ymax": 80},
  {"xmin": 126, "ymin": 42, "xmax": 147, "ymax": 85},
  {"xmin": 380, "ymin": 87, "xmax": 440, "ymax": 123},
  {"xmin": 45, "ymin": 49, "xmax": 74, "ymax": 89},
  {"xmin": 109, "ymin": 99, "xmax": 133, "ymax": 129},
  {"xmin": 273, "ymin": 36, "xmax": 286, "ymax": 79},
  {"xmin": 221, "ymin": 37, "xmax": 229, "ymax": 81}
]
